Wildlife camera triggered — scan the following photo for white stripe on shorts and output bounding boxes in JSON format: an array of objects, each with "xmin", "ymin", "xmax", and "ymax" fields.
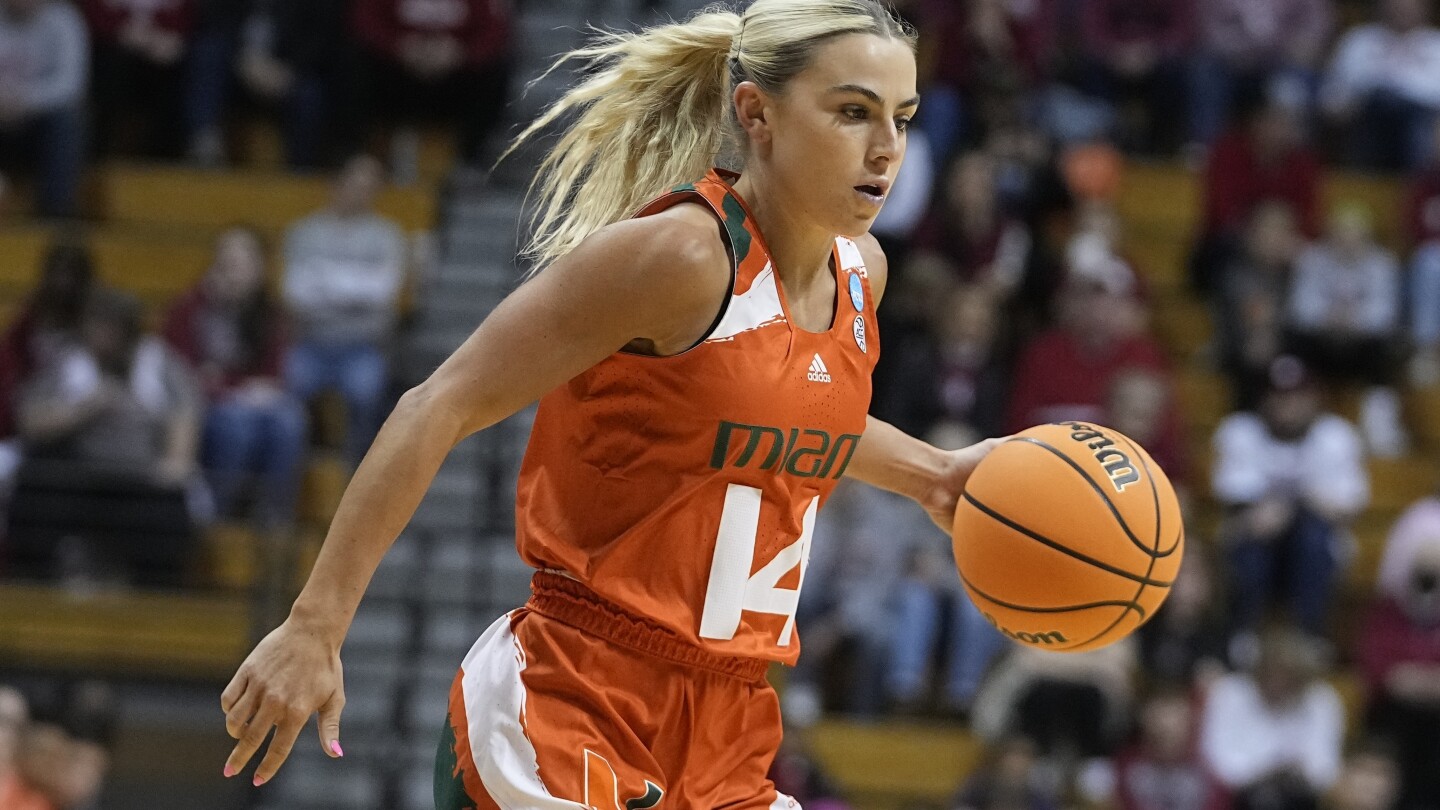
[{"xmin": 459, "ymin": 612, "xmax": 584, "ymax": 810}]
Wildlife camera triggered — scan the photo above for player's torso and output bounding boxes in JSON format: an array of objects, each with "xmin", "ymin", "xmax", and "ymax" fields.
[{"xmin": 515, "ymin": 170, "xmax": 880, "ymax": 663}]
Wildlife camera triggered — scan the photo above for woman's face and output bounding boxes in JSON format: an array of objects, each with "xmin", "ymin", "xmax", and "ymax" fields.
[
  {"xmin": 751, "ymin": 33, "xmax": 917, "ymax": 237},
  {"xmin": 208, "ymin": 230, "xmax": 265, "ymax": 305}
]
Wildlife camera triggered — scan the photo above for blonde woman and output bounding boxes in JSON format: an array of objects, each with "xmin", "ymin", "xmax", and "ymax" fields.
[{"xmin": 221, "ymin": 1, "xmax": 1000, "ymax": 806}]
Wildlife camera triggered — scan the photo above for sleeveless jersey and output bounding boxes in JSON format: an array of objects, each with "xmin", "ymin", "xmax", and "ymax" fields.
[{"xmin": 513, "ymin": 169, "xmax": 881, "ymax": 664}]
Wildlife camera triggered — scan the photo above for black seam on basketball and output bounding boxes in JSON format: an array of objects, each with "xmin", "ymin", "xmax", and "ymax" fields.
[
  {"xmin": 960, "ymin": 492, "xmax": 1174, "ymax": 587},
  {"xmin": 1111, "ymin": 432, "xmax": 1183, "ymax": 557},
  {"xmin": 1005, "ymin": 437, "xmax": 1159, "ymax": 558},
  {"xmin": 1071, "ymin": 460, "xmax": 1169, "ymax": 649},
  {"xmin": 959, "ymin": 570, "xmax": 1149, "ymax": 619}
]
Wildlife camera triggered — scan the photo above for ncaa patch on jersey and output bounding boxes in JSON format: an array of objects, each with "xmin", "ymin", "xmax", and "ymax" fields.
[
  {"xmin": 848, "ymin": 272, "xmax": 864, "ymax": 311},
  {"xmin": 852, "ymin": 315, "xmax": 867, "ymax": 353}
]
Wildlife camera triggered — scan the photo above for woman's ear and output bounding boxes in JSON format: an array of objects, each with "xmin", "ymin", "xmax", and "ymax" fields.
[{"xmin": 733, "ymin": 81, "xmax": 773, "ymax": 147}]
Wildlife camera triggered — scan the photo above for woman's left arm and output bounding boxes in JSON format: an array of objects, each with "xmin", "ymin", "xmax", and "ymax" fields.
[{"xmin": 847, "ymin": 418, "xmax": 1002, "ymax": 531}]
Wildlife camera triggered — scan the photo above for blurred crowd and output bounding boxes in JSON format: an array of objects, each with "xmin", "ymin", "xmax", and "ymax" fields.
[
  {"xmin": 771, "ymin": 1, "xmax": 1440, "ymax": 809},
  {"xmin": 0, "ymin": 0, "xmax": 516, "ymax": 216},
  {"xmin": 3, "ymin": 0, "xmax": 1440, "ymax": 808},
  {"xmin": 0, "ymin": 153, "xmax": 418, "ymax": 590}
]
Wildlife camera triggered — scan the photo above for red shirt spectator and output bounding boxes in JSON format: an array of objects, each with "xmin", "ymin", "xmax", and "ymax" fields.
[
  {"xmin": 161, "ymin": 285, "xmax": 286, "ymax": 403},
  {"xmin": 79, "ymin": 0, "xmax": 193, "ymax": 44},
  {"xmin": 917, "ymin": 0, "xmax": 1057, "ymax": 90},
  {"xmin": 1406, "ymin": 169, "xmax": 1440, "ymax": 248},
  {"xmin": 1203, "ymin": 108, "xmax": 1323, "ymax": 238},
  {"xmin": 353, "ymin": 0, "xmax": 511, "ymax": 67},
  {"xmin": 1006, "ymin": 328, "xmax": 1174, "ymax": 425},
  {"xmin": 1357, "ymin": 596, "xmax": 1440, "ymax": 695},
  {"xmin": 1081, "ymin": 0, "xmax": 1195, "ymax": 56}
]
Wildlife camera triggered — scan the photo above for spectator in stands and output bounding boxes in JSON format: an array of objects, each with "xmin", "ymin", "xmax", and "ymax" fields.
[
  {"xmin": 1321, "ymin": 0, "xmax": 1440, "ymax": 172},
  {"xmin": 281, "ymin": 154, "xmax": 406, "ymax": 466},
  {"xmin": 236, "ymin": 0, "xmax": 354, "ymax": 169},
  {"xmin": 785, "ymin": 481, "xmax": 915, "ymax": 721},
  {"xmin": 873, "ymin": 285, "xmax": 1010, "ymax": 447},
  {"xmin": 350, "ymin": 0, "xmax": 513, "ymax": 168},
  {"xmin": 885, "ymin": 527, "xmax": 1005, "ymax": 718},
  {"xmin": 1091, "ymin": 688, "xmax": 1229, "ymax": 810},
  {"xmin": 905, "ymin": 0, "xmax": 1057, "ymax": 164},
  {"xmin": 1216, "ymin": 201, "xmax": 1304, "ymax": 410},
  {"xmin": 9, "ymin": 288, "xmax": 204, "ymax": 587},
  {"xmin": 0, "ymin": 0, "xmax": 88, "ymax": 218},
  {"xmin": 164, "ymin": 226, "xmax": 307, "ymax": 529},
  {"xmin": 1187, "ymin": 0, "xmax": 1333, "ymax": 148},
  {"xmin": 0, "ymin": 686, "xmax": 34, "ymax": 807},
  {"xmin": 1193, "ymin": 91, "xmax": 1321, "ymax": 294},
  {"xmin": 1137, "ymin": 551, "xmax": 1227, "ymax": 688},
  {"xmin": 10, "ymin": 722, "xmax": 106, "ymax": 810},
  {"xmin": 1211, "ymin": 355, "xmax": 1368, "ymax": 636},
  {"xmin": 1284, "ymin": 203, "xmax": 1408, "ymax": 457},
  {"xmin": 183, "ymin": 0, "xmax": 256, "ymax": 166},
  {"xmin": 1406, "ymin": 120, "xmax": 1440, "ymax": 387},
  {"xmin": 949, "ymin": 735, "xmax": 1060, "ymax": 810},
  {"xmin": 1199, "ymin": 626, "xmax": 1344, "ymax": 810},
  {"xmin": 1005, "ymin": 234, "xmax": 1179, "ymax": 451},
  {"xmin": 1375, "ymin": 488, "xmax": 1440, "ymax": 604},
  {"xmin": 1357, "ymin": 535, "xmax": 1440, "ymax": 810},
  {"xmin": 972, "ymin": 637, "xmax": 1139, "ymax": 761},
  {"xmin": 1079, "ymin": 0, "xmax": 1195, "ymax": 154},
  {"xmin": 1327, "ymin": 742, "xmax": 1402, "ymax": 810},
  {"xmin": 908, "ymin": 151, "xmax": 1035, "ymax": 308},
  {"xmin": 1107, "ymin": 367, "xmax": 1186, "ymax": 487},
  {"xmin": 0, "ymin": 240, "xmax": 98, "ymax": 486},
  {"xmin": 81, "ymin": 0, "xmax": 194, "ymax": 158}
]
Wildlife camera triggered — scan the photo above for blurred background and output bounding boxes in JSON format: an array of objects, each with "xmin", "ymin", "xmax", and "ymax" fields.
[{"xmin": 0, "ymin": 0, "xmax": 1438, "ymax": 808}]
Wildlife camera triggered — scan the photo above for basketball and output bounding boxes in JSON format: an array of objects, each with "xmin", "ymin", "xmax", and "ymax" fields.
[{"xmin": 952, "ymin": 422, "xmax": 1184, "ymax": 653}]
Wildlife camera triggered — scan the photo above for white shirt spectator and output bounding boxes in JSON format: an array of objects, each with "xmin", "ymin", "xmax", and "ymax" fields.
[
  {"xmin": 1287, "ymin": 242, "xmax": 1402, "ymax": 336},
  {"xmin": 1199, "ymin": 672, "xmax": 1344, "ymax": 792},
  {"xmin": 1323, "ymin": 22, "xmax": 1440, "ymax": 111},
  {"xmin": 0, "ymin": 0, "xmax": 88, "ymax": 114},
  {"xmin": 1200, "ymin": 0, "xmax": 1333, "ymax": 68},
  {"xmin": 281, "ymin": 210, "xmax": 407, "ymax": 345},
  {"xmin": 1211, "ymin": 411, "xmax": 1369, "ymax": 514}
]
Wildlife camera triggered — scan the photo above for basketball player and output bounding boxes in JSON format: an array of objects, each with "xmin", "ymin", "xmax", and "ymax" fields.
[{"xmin": 220, "ymin": 2, "xmax": 1002, "ymax": 806}]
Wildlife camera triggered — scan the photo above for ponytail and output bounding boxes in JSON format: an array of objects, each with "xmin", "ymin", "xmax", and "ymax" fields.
[{"xmin": 506, "ymin": 1, "xmax": 915, "ymax": 268}]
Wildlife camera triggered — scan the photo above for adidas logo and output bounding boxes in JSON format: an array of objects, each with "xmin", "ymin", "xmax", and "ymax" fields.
[{"xmin": 807, "ymin": 353, "xmax": 832, "ymax": 383}]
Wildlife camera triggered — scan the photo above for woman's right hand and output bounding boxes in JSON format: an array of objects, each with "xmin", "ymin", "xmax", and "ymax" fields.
[{"xmin": 220, "ymin": 618, "xmax": 346, "ymax": 786}]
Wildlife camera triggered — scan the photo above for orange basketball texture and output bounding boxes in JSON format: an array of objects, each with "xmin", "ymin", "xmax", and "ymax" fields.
[{"xmin": 952, "ymin": 422, "xmax": 1184, "ymax": 653}]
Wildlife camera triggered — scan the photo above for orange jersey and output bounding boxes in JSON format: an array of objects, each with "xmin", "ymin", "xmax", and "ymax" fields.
[{"xmin": 514, "ymin": 169, "xmax": 880, "ymax": 664}]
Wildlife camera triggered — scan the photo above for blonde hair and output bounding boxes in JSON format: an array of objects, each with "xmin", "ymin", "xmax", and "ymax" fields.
[{"xmin": 504, "ymin": 0, "xmax": 916, "ymax": 267}]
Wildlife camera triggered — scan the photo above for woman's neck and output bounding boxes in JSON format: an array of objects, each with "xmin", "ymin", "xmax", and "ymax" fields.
[{"xmin": 731, "ymin": 171, "xmax": 836, "ymax": 290}]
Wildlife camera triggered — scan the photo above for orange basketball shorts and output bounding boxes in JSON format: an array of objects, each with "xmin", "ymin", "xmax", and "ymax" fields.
[{"xmin": 434, "ymin": 572, "xmax": 800, "ymax": 809}]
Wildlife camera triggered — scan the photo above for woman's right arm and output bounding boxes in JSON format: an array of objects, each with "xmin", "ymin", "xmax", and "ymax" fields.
[{"xmin": 221, "ymin": 205, "xmax": 731, "ymax": 786}]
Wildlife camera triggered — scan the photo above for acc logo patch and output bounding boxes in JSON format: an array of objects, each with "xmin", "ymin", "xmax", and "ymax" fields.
[{"xmin": 852, "ymin": 315, "xmax": 867, "ymax": 353}]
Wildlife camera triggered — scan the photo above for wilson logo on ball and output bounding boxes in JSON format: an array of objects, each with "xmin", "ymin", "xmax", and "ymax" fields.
[
  {"xmin": 1061, "ymin": 422, "xmax": 1141, "ymax": 493},
  {"xmin": 983, "ymin": 612, "xmax": 1068, "ymax": 645}
]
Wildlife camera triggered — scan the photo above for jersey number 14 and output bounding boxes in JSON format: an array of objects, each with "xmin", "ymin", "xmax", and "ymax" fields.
[{"xmin": 698, "ymin": 483, "xmax": 818, "ymax": 646}]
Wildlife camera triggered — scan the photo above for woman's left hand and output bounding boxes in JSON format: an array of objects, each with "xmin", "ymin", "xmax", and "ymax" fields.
[{"xmin": 919, "ymin": 437, "xmax": 1005, "ymax": 532}]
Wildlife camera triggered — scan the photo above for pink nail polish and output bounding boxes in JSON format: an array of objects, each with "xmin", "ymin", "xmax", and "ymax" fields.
[
  {"xmin": 253, "ymin": 776, "xmax": 266, "ymax": 787},
  {"xmin": 223, "ymin": 765, "xmax": 236, "ymax": 778},
  {"xmin": 330, "ymin": 740, "xmax": 344, "ymax": 757}
]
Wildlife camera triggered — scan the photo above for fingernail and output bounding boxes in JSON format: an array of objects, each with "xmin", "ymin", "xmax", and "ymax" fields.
[
  {"xmin": 330, "ymin": 740, "xmax": 344, "ymax": 757},
  {"xmin": 253, "ymin": 776, "xmax": 266, "ymax": 787},
  {"xmin": 223, "ymin": 765, "xmax": 236, "ymax": 778}
]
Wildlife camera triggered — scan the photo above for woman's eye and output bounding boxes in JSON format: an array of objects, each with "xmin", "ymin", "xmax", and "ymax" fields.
[
  {"xmin": 896, "ymin": 117, "xmax": 912, "ymax": 132},
  {"xmin": 843, "ymin": 106, "xmax": 869, "ymax": 120}
]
